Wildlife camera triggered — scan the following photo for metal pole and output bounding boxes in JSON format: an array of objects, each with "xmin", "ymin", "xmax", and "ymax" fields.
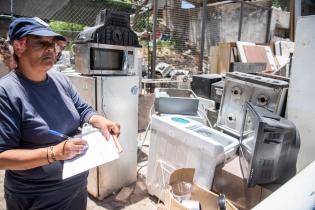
[
  {"xmin": 238, "ymin": 1, "xmax": 244, "ymax": 41},
  {"xmin": 151, "ymin": 0, "xmax": 158, "ymax": 79},
  {"xmin": 10, "ymin": 0, "xmax": 13, "ymax": 17},
  {"xmin": 199, "ymin": 0, "xmax": 208, "ymax": 73},
  {"xmin": 232, "ymin": 0, "xmax": 271, "ymax": 10},
  {"xmin": 295, "ymin": 0, "xmax": 302, "ymax": 25},
  {"xmin": 289, "ymin": 0, "xmax": 295, "ymax": 41},
  {"xmin": 265, "ymin": 9, "xmax": 272, "ymax": 43}
]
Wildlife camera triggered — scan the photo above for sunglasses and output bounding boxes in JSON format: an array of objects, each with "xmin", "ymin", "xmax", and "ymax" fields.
[
  {"xmin": 27, "ymin": 37, "xmax": 68, "ymax": 55},
  {"xmin": 28, "ymin": 38, "xmax": 57, "ymax": 49}
]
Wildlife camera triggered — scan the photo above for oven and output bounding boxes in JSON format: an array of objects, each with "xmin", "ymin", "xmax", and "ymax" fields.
[
  {"xmin": 74, "ymin": 9, "xmax": 141, "ymax": 76},
  {"xmin": 75, "ymin": 42, "xmax": 138, "ymax": 75}
]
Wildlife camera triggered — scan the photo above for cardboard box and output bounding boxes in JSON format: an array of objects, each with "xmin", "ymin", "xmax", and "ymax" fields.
[
  {"xmin": 212, "ymin": 157, "xmax": 276, "ymax": 210},
  {"xmin": 165, "ymin": 168, "xmax": 238, "ymax": 210}
]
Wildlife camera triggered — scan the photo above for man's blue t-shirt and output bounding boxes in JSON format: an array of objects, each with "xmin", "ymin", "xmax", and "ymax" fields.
[{"xmin": 0, "ymin": 69, "xmax": 96, "ymax": 197}]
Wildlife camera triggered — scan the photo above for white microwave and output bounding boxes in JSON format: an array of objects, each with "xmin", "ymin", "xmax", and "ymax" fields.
[{"xmin": 75, "ymin": 42, "xmax": 138, "ymax": 75}]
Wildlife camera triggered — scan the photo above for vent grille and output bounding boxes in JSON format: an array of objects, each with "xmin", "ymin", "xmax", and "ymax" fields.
[{"xmin": 261, "ymin": 159, "xmax": 274, "ymax": 179}]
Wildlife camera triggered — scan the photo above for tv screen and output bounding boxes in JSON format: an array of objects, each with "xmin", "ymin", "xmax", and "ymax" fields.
[{"xmin": 239, "ymin": 102, "xmax": 300, "ymax": 187}]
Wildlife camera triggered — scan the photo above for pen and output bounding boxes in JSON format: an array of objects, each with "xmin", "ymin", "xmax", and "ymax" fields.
[
  {"xmin": 48, "ymin": 129, "xmax": 71, "ymax": 140},
  {"xmin": 48, "ymin": 129, "xmax": 89, "ymax": 149}
]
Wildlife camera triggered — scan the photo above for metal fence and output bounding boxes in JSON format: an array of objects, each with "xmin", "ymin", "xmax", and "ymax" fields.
[
  {"xmin": 0, "ymin": 0, "xmax": 290, "ymax": 77},
  {"xmin": 150, "ymin": 0, "xmax": 274, "ymax": 75}
]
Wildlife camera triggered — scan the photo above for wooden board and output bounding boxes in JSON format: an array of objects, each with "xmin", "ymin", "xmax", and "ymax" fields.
[
  {"xmin": 217, "ymin": 43, "xmax": 231, "ymax": 75},
  {"xmin": 209, "ymin": 46, "xmax": 219, "ymax": 74},
  {"xmin": 236, "ymin": 41, "xmax": 256, "ymax": 62},
  {"xmin": 243, "ymin": 45, "xmax": 277, "ymax": 72}
]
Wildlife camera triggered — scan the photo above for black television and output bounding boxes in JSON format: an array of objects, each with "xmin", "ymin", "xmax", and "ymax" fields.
[
  {"xmin": 191, "ymin": 74, "xmax": 222, "ymax": 99},
  {"xmin": 239, "ymin": 102, "xmax": 300, "ymax": 187}
]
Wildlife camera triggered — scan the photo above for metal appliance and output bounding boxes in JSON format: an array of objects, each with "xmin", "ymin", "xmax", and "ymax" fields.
[
  {"xmin": 210, "ymin": 80, "xmax": 225, "ymax": 110},
  {"xmin": 67, "ymin": 74, "xmax": 139, "ymax": 200},
  {"xmin": 287, "ymin": 15, "xmax": 315, "ymax": 172},
  {"xmin": 75, "ymin": 9, "xmax": 141, "ymax": 76},
  {"xmin": 67, "ymin": 73, "xmax": 96, "ymax": 109},
  {"xmin": 154, "ymin": 88, "xmax": 199, "ymax": 115},
  {"xmin": 68, "ymin": 9, "xmax": 141, "ymax": 200},
  {"xmin": 146, "ymin": 114, "xmax": 239, "ymax": 201},
  {"xmin": 252, "ymin": 160, "xmax": 315, "ymax": 210},
  {"xmin": 191, "ymin": 74, "xmax": 222, "ymax": 99},
  {"xmin": 217, "ymin": 72, "xmax": 288, "ymax": 137}
]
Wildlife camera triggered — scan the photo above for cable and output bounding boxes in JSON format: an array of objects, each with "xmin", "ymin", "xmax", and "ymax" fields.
[
  {"xmin": 197, "ymin": 109, "xmax": 213, "ymax": 128},
  {"xmin": 139, "ymin": 103, "xmax": 155, "ymax": 151}
]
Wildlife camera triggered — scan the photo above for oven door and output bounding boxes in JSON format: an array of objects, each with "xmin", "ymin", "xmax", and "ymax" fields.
[
  {"xmin": 75, "ymin": 43, "xmax": 136, "ymax": 75},
  {"xmin": 90, "ymin": 47, "xmax": 124, "ymax": 72},
  {"xmin": 90, "ymin": 43, "xmax": 134, "ymax": 75}
]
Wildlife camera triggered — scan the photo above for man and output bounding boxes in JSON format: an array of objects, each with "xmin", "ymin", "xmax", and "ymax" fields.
[{"xmin": 0, "ymin": 17, "xmax": 120, "ymax": 210}]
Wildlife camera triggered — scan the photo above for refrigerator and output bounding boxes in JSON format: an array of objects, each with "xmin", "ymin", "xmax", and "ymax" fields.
[{"xmin": 68, "ymin": 74, "xmax": 139, "ymax": 200}]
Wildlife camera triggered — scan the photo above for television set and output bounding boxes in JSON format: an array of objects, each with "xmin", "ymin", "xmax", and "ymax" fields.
[
  {"xmin": 239, "ymin": 102, "xmax": 300, "ymax": 187},
  {"xmin": 191, "ymin": 74, "xmax": 222, "ymax": 99}
]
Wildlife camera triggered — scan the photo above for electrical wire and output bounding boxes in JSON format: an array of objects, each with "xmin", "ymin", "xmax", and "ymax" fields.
[
  {"xmin": 197, "ymin": 109, "xmax": 213, "ymax": 128},
  {"xmin": 138, "ymin": 103, "xmax": 155, "ymax": 151}
]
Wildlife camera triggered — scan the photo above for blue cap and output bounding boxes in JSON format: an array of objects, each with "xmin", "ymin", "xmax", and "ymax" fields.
[{"xmin": 8, "ymin": 17, "xmax": 66, "ymax": 43}]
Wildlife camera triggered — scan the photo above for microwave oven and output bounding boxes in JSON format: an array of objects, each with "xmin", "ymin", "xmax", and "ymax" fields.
[{"xmin": 75, "ymin": 42, "xmax": 139, "ymax": 76}]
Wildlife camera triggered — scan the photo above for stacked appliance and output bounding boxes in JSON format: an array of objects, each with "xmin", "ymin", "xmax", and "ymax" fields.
[
  {"xmin": 68, "ymin": 9, "xmax": 141, "ymax": 200},
  {"xmin": 190, "ymin": 74, "xmax": 222, "ymax": 125},
  {"xmin": 146, "ymin": 114, "xmax": 239, "ymax": 201},
  {"xmin": 217, "ymin": 72, "xmax": 289, "ymax": 137},
  {"xmin": 191, "ymin": 74, "xmax": 222, "ymax": 99}
]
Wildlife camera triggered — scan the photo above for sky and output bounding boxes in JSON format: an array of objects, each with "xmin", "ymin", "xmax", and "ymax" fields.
[{"xmin": 181, "ymin": 0, "xmax": 195, "ymax": 9}]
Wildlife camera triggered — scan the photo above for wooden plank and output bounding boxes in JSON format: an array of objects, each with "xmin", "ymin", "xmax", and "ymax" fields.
[
  {"xmin": 243, "ymin": 45, "xmax": 277, "ymax": 72},
  {"xmin": 209, "ymin": 46, "xmax": 219, "ymax": 74},
  {"xmin": 236, "ymin": 41, "xmax": 255, "ymax": 62},
  {"xmin": 217, "ymin": 43, "xmax": 231, "ymax": 75}
]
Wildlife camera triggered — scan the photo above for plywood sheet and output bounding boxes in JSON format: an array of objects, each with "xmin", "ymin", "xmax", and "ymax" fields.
[
  {"xmin": 217, "ymin": 43, "xmax": 231, "ymax": 75},
  {"xmin": 243, "ymin": 45, "xmax": 277, "ymax": 72},
  {"xmin": 209, "ymin": 46, "xmax": 219, "ymax": 74},
  {"xmin": 236, "ymin": 41, "xmax": 255, "ymax": 62}
]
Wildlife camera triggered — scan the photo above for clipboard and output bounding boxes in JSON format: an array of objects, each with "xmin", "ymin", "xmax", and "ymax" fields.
[{"xmin": 62, "ymin": 124, "xmax": 121, "ymax": 179}]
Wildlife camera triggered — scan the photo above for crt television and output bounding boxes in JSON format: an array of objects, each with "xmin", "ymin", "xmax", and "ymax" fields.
[{"xmin": 239, "ymin": 102, "xmax": 300, "ymax": 187}]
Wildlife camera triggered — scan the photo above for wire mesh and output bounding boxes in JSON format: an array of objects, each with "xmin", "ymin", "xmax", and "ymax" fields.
[
  {"xmin": 156, "ymin": 1, "xmax": 203, "ymax": 75},
  {"xmin": 0, "ymin": 0, "xmax": 274, "ymax": 76}
]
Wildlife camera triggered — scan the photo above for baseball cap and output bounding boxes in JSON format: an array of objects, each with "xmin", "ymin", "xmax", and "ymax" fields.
[{"xmin": 8, "ymin": 17, "xmax": 66, "ymax": 43}]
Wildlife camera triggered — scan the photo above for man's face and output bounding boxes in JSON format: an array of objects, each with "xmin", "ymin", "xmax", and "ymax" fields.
[{"xmin": 22, "ymin": 35, "xmax": 58, "ymax": 70}]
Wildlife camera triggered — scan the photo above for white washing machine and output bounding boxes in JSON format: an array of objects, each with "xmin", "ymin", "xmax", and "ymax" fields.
[{"xmin": 146, "ymin": 114, "xmax": 239, "ymax": 201}]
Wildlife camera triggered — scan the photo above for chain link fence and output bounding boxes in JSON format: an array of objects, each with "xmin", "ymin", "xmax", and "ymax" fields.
[
  {"xmin": 0, "ymin": 0, "xmax": 290, "ymax": 76},
  {"xmin": 149, "ymin": 0, "xmax": 273, "ymax": 75}
]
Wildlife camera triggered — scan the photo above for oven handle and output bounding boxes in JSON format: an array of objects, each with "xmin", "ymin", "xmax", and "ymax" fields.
[{"xmin": 122, "ymin": 50, "xmax": 129, "ymax": 72}]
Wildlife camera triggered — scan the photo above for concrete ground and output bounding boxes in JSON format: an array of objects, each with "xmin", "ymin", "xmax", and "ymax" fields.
[{"xmin": 0, "ymin": 132, "xmax": 164, "ymax": 210}]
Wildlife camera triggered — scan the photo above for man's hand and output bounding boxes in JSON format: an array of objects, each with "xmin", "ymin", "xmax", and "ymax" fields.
[{"xmin": 89, "ymin": 115, "xmax": 120, "ymax": 140}]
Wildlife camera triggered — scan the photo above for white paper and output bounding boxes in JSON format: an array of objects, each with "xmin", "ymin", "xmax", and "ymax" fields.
[{"xmin": 62, "ymin": 130, "xmax": 119, "ymax": 179}]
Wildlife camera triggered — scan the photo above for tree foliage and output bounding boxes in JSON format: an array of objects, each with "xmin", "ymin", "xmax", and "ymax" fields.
[{"xmin": 49, "ymin": 21, "xmax": 85, "ymax": 33}]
